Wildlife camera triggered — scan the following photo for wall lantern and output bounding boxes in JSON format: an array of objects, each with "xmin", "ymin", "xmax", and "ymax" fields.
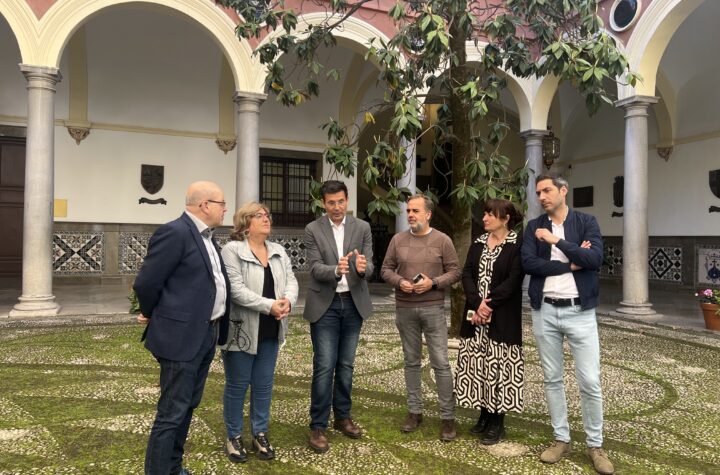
[{"xmin": 542, "ymin": 126, "xmax": 560, "ymax": 170}]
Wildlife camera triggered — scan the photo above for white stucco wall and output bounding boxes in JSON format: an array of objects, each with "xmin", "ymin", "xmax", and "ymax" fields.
[
  {"xmin": 568, "ymin": 136, "xmax": 720, "ymax": 236},
  {"xmin": 259, "ymin": 46, "xmax": 348, "ymax": 147},
  {"xmin": 83, "ymin": 8, "xmax": 222, "ymax": 132},
  {"xmin": 54, "ymin": 127, "xmax": 235, "ymax": 225},
  {"xmin": 50, "ymin": 7, "xmax": 236, "ymax": 225},
  {"xmin": 0, "ymin": 18, "xmax": 26, "ymax": 119}
]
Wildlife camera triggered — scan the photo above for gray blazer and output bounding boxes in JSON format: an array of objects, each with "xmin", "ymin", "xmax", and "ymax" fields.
[{"xmin": 302, "ymin": 214, "xmax": 374, "ymax": 323}]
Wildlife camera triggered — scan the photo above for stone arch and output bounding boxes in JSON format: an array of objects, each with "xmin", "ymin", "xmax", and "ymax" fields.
[
  {"xmin": 30, "ymin": 0, "xmax": 263, "ymax": 93},
  {"xmin": 620, "ymin": 0, "xmax": 705, "ymax": 99},
  {"xmin": 654, "ymin": 70, "xmax": 676, "ymax": 148},
  {"xmin": 529, "ymin": 27, "xmax": 629, "ymax": 131},
  {"xmin": 265, "ymin": 13, "xmax": 396, "ymax": 138},
  {"xmin": 465, "ymin": 44, "xmax": 533, "ymax": 130},
  {"xmin": 264, "ymin": 12, "xmax": 392, "ymax": 59},
  {"xmin": 0, "ymin": 0, "xmax": 37, "ymax": 63},
  {"xmin": 529, "ymin": 74, "xmax": 560, "ymax": 131}
]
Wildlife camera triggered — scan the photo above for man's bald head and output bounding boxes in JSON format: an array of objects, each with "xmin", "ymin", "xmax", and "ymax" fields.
[
  {"xmin": 185, "ymin": 181, "xmax": 226, "ymax": 227},
  {"xmin": 185, "ymin": 181, "xmax": 222, "ymax": 206}
]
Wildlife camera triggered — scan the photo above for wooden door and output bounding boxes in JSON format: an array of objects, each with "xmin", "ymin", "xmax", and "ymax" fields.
[{"xmin": 0, "ymin": 137, "xmax": 25, "ymax": 275}]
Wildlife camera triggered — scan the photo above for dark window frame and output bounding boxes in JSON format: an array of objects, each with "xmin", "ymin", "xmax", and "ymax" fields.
[{"xmin": 259, "ymin": 156, "xmax": 317, "ymax": 228}]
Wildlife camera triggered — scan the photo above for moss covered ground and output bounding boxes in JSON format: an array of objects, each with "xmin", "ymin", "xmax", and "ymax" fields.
[{"xmin": 0, "ymin": 311, "xmax": 719, "ymax": 474}]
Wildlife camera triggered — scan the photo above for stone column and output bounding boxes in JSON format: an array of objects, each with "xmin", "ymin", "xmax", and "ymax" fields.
[
  {"xmin": 10, "ymin": 65, "xmax": 62, "ymax": 317},
  {"xmin": 519, "ymin": 129, "xmax": 548, "ymax": 221},
  {"xmin": 519, "ymin": 129, "xmax": 548, "ymax": 297},
  {"xmin": 395, "ymin": 137, "xmax": 417, "ymax": 233},
  {"xmin": 233, "ymin": 92, "xmax": 266, "ymax": 207},
  {"xmin": 615, "ymin": 96, "xmax": 659, "ymax": 316}
]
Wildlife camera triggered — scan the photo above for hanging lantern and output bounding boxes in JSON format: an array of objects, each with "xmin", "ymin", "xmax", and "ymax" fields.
[{"xmin": 542, "ymin": 127, "xmax": 560, "ymax": 170}]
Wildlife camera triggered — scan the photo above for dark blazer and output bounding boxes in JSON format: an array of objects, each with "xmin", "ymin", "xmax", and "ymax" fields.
[
  {"xmin": 134, "ymin": 213, "xmax": 230, "ymax": 361},
  {"xmin": 303, "ymin": 214, "xmax": 374, "ymax": 323},
  {"xmin": 460, "ymin": 233, "xmax": 525, "ymax": 346},
  {"xmin": 521, "ymin": 208, "xmax": 603, "ymax": 310}
]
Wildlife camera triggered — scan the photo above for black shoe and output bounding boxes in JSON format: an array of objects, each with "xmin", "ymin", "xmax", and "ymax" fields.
[
  {"xmin": 252, "ymin": 432, "xmax": 276, "ymax": 460},
  {"xmin": 481, "ymin": 413, "xmax": 505, "ymax": 445},
  {"xmin": 470, "ymin": 408, "xmax": 489, "ymax": 435},
  {"xmin": 226, "ymin": 435, "xmax": 248, "ymax": 463}
]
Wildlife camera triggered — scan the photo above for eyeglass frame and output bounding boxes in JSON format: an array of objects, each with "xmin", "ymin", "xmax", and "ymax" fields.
[
  {"xmin": 204, "ymin": 199, "xmax": 227, "ymax": 207},
  {"xmin": 251, "ymin": 212, "xmax": 273, "ymax": 221}
]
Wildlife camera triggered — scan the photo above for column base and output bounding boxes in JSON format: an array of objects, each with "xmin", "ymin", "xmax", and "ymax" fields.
[
  {"xmin": 9, "ymin": 296, "xmax": 61, "ymax": 317},
  {"xmin": 616, "ymin": 301, "xmax": 657, "ymax": 316}
]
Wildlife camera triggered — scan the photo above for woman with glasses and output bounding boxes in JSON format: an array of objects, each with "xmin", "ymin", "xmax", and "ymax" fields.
[
  {"xmin": 455, "ymin": 198, "xmax": 525, "ymax": 445},
  {"xmin": 220, "ymin": 202, "xmax": 298, "ymax": 463}
]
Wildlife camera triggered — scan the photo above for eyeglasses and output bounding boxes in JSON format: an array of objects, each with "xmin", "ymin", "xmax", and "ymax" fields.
[
  {"xmin": 252, "ymin": 212, "xmax": 272, "ymax": 221},
  {"xmin": 205, "ymin": 200, "xmax": 226, "ymax": 207}
]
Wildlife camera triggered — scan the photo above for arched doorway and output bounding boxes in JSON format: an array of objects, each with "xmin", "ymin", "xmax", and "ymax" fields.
[{"xmin": 0, "ymin": 15, "xmax": 25, "ymax": 276}]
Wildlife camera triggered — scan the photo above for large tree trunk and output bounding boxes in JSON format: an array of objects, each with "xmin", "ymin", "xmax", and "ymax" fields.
[{"xmin": 448, "ymin": 18, "xmax": 472, "ymax": 338}]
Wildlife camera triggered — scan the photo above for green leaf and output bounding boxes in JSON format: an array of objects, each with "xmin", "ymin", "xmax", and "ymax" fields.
[{"xmin": 389, "ymin": 2, "xmax": 404, "ymax": 21}]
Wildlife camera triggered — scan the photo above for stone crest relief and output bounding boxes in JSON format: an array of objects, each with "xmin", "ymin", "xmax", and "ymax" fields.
[
  {"xmin": 139, "ymin": 164, "xmax": 167, "ymax": 205},
  {"xmin": 709, "ymin": 169, "xmax": 720, "ymax": 213}
]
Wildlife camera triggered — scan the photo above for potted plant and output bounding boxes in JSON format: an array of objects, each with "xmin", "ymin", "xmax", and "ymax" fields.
[
  {"xmin": 128, "ymin": 288, "xmax": 141, "ymax": 315},
  {"xmin": 695, "ymin": 288, "xmax": 720, "ymax": 331}
]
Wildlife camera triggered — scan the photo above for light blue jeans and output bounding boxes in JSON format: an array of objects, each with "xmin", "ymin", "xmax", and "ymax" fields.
[{"xmin": 531, "ymin": 301, "xmax": 604, "ymax": 447}]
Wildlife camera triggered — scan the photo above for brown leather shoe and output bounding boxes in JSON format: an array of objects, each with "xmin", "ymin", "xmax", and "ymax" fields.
[
  {"xmin": 308, "ymin": 428, "xmax": 329, "ymax": 453},
  {"xmin": 400, "ymin": 413, "xmax": 423, "ymax": 433},
  {"xmin": 440, "ymin": 419, "xmax": 457, "ymax": 441},
  {"xmin": 332, "ymin": 418, "xmax": 362, "ymax": 439}
]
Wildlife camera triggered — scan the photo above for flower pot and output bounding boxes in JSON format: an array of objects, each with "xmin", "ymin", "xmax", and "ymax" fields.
[{"xmin": 700, "ymin": 303, "xmax": 720, "ymax": 331}]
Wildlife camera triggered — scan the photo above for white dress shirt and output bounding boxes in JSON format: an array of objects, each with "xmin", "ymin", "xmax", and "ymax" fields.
[
  {"xmin": 185, "ymin": 211, "xmax": 227, "ymax": 320},
  {"xmin": 331, "ymin": 216, "xmax": 350, "ymax": 293},
  {"xmin": 542, "ymin": 219, "xmax": 580, "ymax": 299}
]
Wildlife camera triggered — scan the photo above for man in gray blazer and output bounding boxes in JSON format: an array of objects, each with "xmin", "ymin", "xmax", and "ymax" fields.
[{"xmin": 304, "ymin": 180, "xmax": 374, "ymax": 453}]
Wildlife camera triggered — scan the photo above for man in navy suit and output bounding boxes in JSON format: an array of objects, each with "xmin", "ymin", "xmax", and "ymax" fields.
[
  {"xmin": 134, "ymin": 181, "xmax": 230, "ymax": 475},
  {"xmin": 521, "ymin": 174, "xmax": 614, "ymax": 475}
]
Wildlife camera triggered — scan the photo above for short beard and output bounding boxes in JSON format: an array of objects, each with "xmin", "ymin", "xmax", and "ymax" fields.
[{"xmin": 409, "ymin": 222, "xmax": 426, "ymax": 234}]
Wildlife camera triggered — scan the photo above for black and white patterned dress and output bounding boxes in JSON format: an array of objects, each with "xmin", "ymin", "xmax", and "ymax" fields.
[{"xmin": 455, "ymin": 231, "xmax": 524, "ymax": 413}]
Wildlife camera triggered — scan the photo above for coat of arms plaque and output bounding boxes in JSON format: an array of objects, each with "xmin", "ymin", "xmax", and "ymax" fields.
[{"xmin": 141, "ymin": 165, "xmax": 164, "ymax": 195}]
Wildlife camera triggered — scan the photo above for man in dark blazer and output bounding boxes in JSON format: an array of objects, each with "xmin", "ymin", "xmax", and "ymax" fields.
[
  {"xmin": 303, "ymin": 180, "xmax": 373, "ymax": 453},
  {"xmin": 521, "ymin": 174, "xmax": 614, "ymax": 475},
  {"xmin": 134, "ymin": 181, "xmax": 230, "ymax": 475}
]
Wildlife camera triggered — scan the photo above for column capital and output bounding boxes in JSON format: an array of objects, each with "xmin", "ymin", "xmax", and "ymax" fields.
[
  {"xmin": 614, "ymin": 95, "xmax": 659, "ymax": 109},
  {"xmin": 519, "ymin": 128, "xmax": 549, "ymax": 139},
  {"xmin": 20, "ymin": 64, "xmax": 62, "ymax": 85},
  {"xmin": 519, "ymin": 129, "xmax": 549, "ymax": 146},
  {"xmin": 233, "ymin": 91, "xmax": 266, "ymax": 106}
]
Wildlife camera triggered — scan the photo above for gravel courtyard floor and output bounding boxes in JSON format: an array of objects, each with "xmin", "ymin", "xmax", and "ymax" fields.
[{"xmin": 0, "ymin": 311, "xmax": 719, "ymax": 474}]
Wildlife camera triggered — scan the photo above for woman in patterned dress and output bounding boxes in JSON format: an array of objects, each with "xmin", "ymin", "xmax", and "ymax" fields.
[{"xmin": 455, "ymin": 198, "xmax": 525, "ymax": 445}]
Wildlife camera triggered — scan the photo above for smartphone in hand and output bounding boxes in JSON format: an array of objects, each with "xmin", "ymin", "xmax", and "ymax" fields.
[{"xmin": 412, "ymin": 274, "xmax": 424, "ymax": 284}]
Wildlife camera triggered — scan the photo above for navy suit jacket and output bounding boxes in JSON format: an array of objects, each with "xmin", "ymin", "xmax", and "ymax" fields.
[
  {"xmin": 521, "ymin": 209, "xmax": 603, "ymax": 310},
  {"xmin": 134, "ymin": 213, "xmax": 230, "ymax": 361}
]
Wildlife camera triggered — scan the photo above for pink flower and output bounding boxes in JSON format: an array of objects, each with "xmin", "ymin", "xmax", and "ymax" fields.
[{"xmin": 695, "ymin": 288, "xmax": 720, "ymax": 304}]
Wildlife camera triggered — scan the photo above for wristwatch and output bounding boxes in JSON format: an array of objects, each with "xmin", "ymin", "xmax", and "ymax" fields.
[{"xmin": 431, "ymin": 279, "xmax": 438, "ymax": 290}]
